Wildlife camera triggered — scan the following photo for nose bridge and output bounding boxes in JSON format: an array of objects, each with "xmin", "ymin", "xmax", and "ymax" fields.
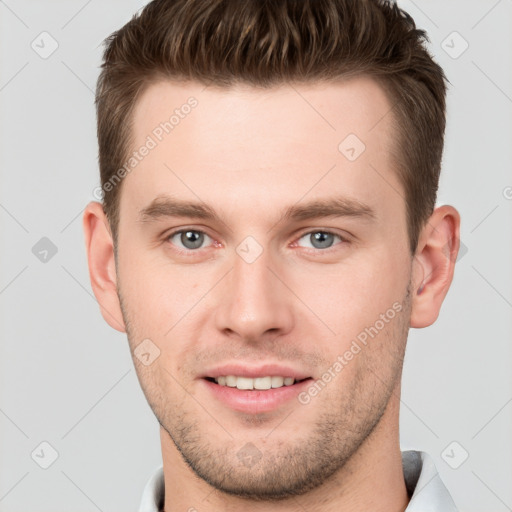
[{"xmin": 214, "ymin": 242, "xmax": 294, "ymax": 340}]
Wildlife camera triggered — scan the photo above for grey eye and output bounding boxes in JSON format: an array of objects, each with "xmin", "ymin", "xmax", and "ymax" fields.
[
  {"xmin": 298, "ymin": 231, "xmax": 341, "ymax": 249},
  {"xmin": 170, "ymin": 230, "xmax": 210, "ymax": 250}
]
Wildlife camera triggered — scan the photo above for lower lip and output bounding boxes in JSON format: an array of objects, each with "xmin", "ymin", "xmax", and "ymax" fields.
[{"xmin": 201, "ymin": 378, "xmax": 313, "ymax": 414}]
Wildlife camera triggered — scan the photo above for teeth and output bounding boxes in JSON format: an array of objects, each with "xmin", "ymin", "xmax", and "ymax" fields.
[
  {"xmin": 214, "ymin": 375, "xmax": 298, "ymax": 390},
  {"xmin": 225, "ymin": 375, "xmax": 237, "ymax": 387},
  {"xmin": 271, "ymin": 376, "xmax": 284, "ymax": 388},
  {"xmin": 237, "ymin": 377, "xmax": 254, "ymax": 390}
]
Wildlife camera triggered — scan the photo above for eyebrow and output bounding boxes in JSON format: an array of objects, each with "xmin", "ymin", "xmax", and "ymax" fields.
[{"xmin": 137, "ymin": 195, "xmax": 376, "ymax": 225}]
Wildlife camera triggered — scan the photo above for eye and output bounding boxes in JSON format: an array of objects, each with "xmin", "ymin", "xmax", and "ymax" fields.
[
  {"xmin": 167, "ymin": 229, "xmax": 213, "ymax": 251},
  {"xmin": 296, "ymin": 230, "xmax": 344, "ymax": 250}
]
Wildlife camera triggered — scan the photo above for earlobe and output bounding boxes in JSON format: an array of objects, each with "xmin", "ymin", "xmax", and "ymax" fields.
[
  {"xmin": 410, "ymin": 205, "xmax": 461, "ymax": 328},
  {"xmin": 82, "ymin": 201, "xmax": 126, "ymax": 333}
]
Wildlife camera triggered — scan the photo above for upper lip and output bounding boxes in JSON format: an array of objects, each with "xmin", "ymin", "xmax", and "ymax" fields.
[{"xmin": 201, "ymin": 364, "xmax": 312, "ymax": 380}]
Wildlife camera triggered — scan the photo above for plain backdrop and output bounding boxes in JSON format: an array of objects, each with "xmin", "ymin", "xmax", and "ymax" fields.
[{"xmin": 0, "ymin": 1, "xmax": 511, "ymax": 511}]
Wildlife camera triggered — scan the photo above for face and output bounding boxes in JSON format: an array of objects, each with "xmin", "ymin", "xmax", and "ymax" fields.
[{"xmin": 115, "ymin": 77, "xmax": 413, "ymax": 499}]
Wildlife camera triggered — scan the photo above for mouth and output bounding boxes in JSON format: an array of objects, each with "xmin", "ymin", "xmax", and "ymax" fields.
[
  {"xmin": 201, "ymin": 375, "xmax": 314, "ymax": 414},
  {"xmin": 204, "ymin": 375, "xmax": 312, "ymax": 390}
]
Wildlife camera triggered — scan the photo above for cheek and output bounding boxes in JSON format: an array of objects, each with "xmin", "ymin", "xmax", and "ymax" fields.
[
  {"xmin": 118, "ymin": 249, "xmax": 193, "ymax": 325},
  {"xmin": 300, "ymin": 252, "xmax": 408, "ymax": 334},
  {"xmin": 286, "ymin": 263, "xmax": 409, "ymax": 388}
]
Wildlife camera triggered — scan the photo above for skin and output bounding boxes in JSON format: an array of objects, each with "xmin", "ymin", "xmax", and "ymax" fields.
[{"xmin": 83, "ymin": 76, "xmax": 460, "ymax": 512}]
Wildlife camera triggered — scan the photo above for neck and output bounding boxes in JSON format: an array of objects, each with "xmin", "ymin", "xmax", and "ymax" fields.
[{"xmin": 160, "ymin": 387, "xmax": 409, "ymax": 512}]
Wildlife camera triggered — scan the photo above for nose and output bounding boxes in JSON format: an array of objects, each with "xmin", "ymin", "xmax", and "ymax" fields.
[{"xmin": 214, "ymin": 246, "xmax": 295, "ymax": 343}]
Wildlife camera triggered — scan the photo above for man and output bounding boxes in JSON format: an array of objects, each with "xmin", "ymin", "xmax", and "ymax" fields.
[{"xmin": 83, "ymin": 0, "xmax": 460, "ymax": 510}]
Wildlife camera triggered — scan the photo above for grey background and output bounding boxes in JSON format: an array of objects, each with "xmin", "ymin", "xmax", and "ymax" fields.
[{"xmin": 0, "ymin": 1, "xmax": 511, "ymax": 511}]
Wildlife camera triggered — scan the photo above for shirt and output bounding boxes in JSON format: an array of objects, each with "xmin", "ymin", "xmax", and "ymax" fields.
[{"xmin": 138, "ymin": 450, "xmax": 458, "ymax": 512}]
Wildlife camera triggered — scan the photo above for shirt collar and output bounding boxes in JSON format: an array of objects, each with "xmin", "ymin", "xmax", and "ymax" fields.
[
  {"xmin": 138, "ymin": 450, "xmax": 458, "ymax": 512},
  {"xmin": 402, "ymin": 450, "xmax": 458, "ymax": 511}
]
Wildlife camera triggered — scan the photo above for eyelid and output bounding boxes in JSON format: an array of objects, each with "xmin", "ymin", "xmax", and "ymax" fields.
[
  {"xmin": 295, "ymin": 227, "xmax": 350, "ymax": 240},
  {"xmin": 164, "ymin": 227, "xmax": 218, "ymax": 254},
  {"xmin": 164, "ymin": 226, "xmax": 350, "ymax": 254},
  {"xmin": 292, "ymin": 228, "xmax": 349, "ymax": 251}
]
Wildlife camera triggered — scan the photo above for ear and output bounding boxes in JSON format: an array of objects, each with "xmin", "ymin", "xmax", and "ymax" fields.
[
  {"xmin": 410, "ymin": 205, "xmax": 461, "ymax": 328},
  {"xmin": 82, "ymin": 201, "xmax": 126, "ymax": 333}
]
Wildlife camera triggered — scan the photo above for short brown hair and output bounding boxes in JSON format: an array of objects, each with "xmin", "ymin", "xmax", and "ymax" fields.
[{"xmin": 96, "ymin": 0, "xmax": 448, "ymax": 253}]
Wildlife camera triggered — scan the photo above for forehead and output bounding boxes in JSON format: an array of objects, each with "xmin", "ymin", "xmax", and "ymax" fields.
[
  {"xmin": 121, "ymin": 76, "xmax": 403, "ymax": 227},
  {"xmin": 131, "ymin": 76, "xmax": 394, "ymax": 156}
]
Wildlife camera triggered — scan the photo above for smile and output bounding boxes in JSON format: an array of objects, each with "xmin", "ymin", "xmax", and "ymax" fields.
[{"xmin": 208, "ymin": 375, "xmax": 310, "ymax": 390}]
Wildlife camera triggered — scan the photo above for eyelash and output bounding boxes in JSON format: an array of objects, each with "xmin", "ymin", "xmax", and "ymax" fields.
[
  {"xmin": 164, "ymin": 228, "xmax": 349, "ymax": 255},
  {"xmin": 291, "ymin": 230, "xmax": 348, "ymax": 253}
]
